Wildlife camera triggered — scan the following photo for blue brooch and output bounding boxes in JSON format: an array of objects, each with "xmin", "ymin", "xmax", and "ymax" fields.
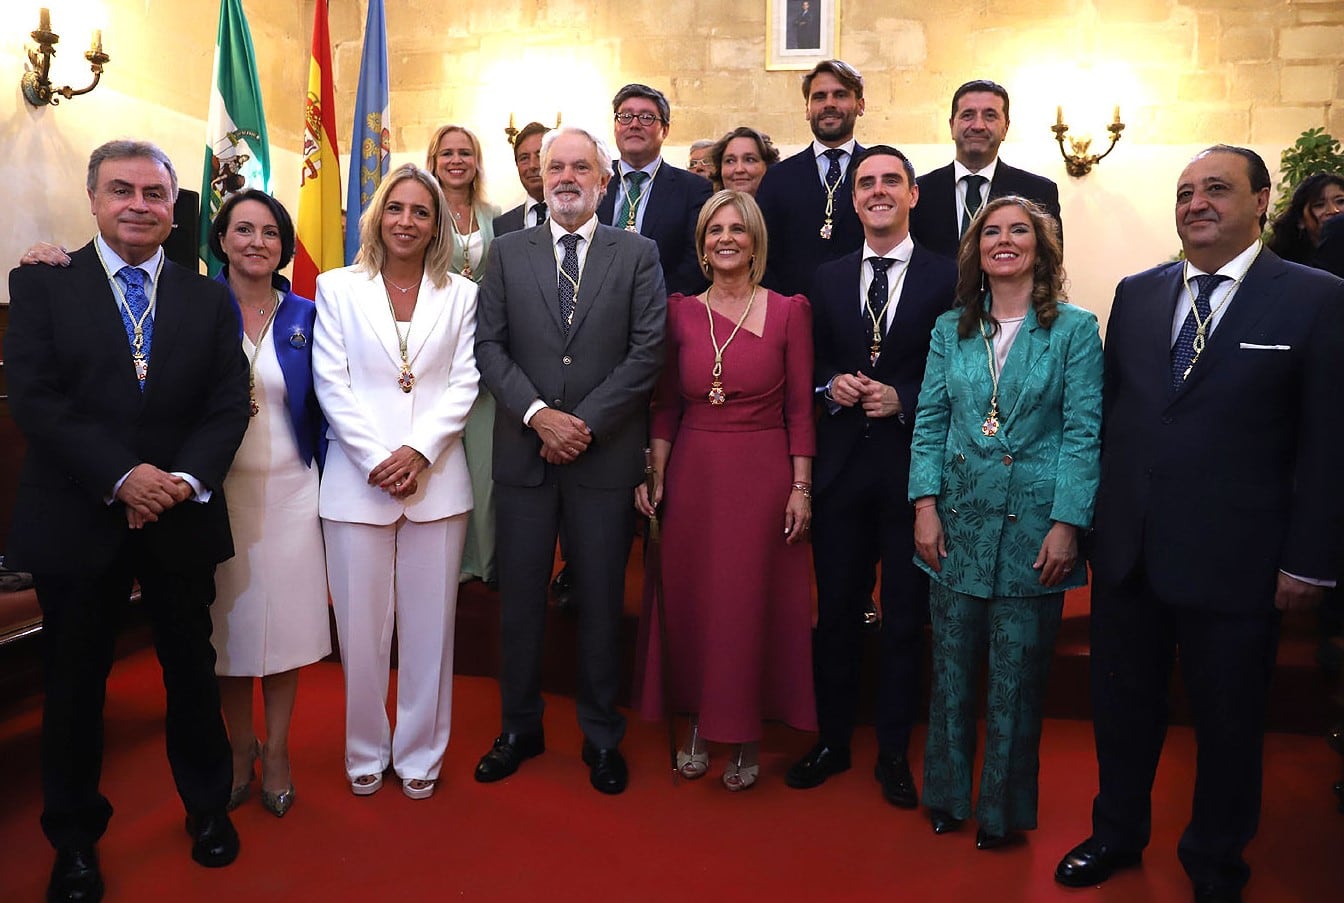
[{"xmin": 288, "ymin": 326, "xmax": 308, "ymax": 349}]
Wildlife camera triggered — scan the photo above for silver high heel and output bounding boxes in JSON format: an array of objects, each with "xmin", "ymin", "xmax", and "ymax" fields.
[{"xmin": 675, "ymin": 718, "xmax": 709, "ymax": 780}]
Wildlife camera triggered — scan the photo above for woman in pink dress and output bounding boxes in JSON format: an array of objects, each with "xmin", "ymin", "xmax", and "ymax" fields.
[{"xmin": 635, "ymin": 190, "xmax": 816, "ymax": 790}]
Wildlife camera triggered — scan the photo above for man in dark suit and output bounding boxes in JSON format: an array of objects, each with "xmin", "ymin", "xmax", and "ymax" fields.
[
  {"xmin": 1054, "ymin": 146, "xmax": 1344, "ymax": 903},
  {"xmin": 910, "ymin": 79, "xmax": 1061, "ymax": 259},
  {"xmin": 596, "ymin": 83, "xmax": 711, "ymax": 295},
  {"xmin": 473, "ymin": 126, "xmax": 666, "ymax": 795},
  {"xmin": 785, "ymin": 146, "xmax": 956, "ymax": 807},
  {"xmin": 493, "ymin": 121, "xmax": 550, "ymax": 236},
  {"xmin": 756, "ymin": 59, "xmax": 867, "ymax": 297},
  {"xmin": 5, "ymin": 140, "xmax": 250, "ymax": 902}
]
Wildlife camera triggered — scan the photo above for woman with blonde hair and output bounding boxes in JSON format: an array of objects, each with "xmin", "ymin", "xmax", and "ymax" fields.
[{"xmin": 314, "ymin": 163, "xmax": 479, "ymax": 800}]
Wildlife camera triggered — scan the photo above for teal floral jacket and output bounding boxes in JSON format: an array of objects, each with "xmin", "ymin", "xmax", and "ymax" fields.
[{"xmin": 908, "ymin": 301, "xmax": 1103, "ymax": 598}]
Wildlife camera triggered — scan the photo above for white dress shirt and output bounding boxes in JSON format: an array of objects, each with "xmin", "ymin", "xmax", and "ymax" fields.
[
  {"xmin": 813, "ymin": 138, "xmax": 858, "ymax": 186},
  {"xmin": 952, "ymin": 157, "xmax": 998, "ymax": 228}
]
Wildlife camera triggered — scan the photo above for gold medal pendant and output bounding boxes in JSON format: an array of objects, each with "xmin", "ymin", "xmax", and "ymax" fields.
[
  {"xmin": 819, "ymin": 219, "xmax": 833, "ymax": 240},
  {"xmin": 625, "ymin": 224, "xmax": 639, "ymax": 232},
  {"xmin": 398, "ymin": 365, "xmax": 416, "ymax": 393},
  {"xmin": 133, "ymin": 354, "xmax": 148, "ymax": 382},
  {"xmin": 981, "ymin": 401, "xmax": 1000, "ymax": 437},
  {"xmin": 708, "ymin": 380, "xmax": 726, "ymax": 406},
  {"xmin": 249, "ymin": 398, "xmax": 259, "ymax": 417},
  {"xmin": 461, "ymin": 263, "xmax": 473, "ymax": 279},
  {"xmin": 870, "ymin": 331, "xmax": 882, "ymax": 367}
]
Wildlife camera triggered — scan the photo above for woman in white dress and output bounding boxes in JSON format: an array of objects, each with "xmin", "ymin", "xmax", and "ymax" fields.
[
  {"xmin": 206, "ymin": 190, "xmax": 330, "ymax": 818},
  {"xmin": 314, "ymin": 163, "xmax": 479, "ymax": 800},
  {"xmin": 426, "ymin": 124, "xmax": 500, "ymax": 585}
]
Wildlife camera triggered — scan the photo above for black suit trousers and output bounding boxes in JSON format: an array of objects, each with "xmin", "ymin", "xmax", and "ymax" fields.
[
  {"xmin": 37, "ymin": 534, "xmax": 230, "ymax": 850},
  {"xmin": 811, "ymin": 436, "xmax": 928, "ymax": 756},
  {"xmin": 495, "ymin": 470, "xmax": 635, "ymax": 749},
  {"xmin": 1089, "ymin": 564, "xmax": 1279, "ymax": 893}
]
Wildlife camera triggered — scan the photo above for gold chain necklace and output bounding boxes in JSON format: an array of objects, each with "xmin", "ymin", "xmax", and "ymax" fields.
[
  {"xmin": 1178, "ymin": 242, "xmax": 1262, "ymax": 381},
  {"xmin": 449, "ymin": 205, "xmax": 479, "ymax": 279},
  {"xmin": 819, "ymin": 150, "xmax": 845, "ymax": 239},
  {"xmin": 94, "ymin": 241, "xmax": 164, "ymax": 384},
  {"xmin": 383, "ymin": 282, "xmax": 416, "ymax": 393},
  {"xmin": 703, "ymin": 285, "xmax": 757, "ymax": 406},
  {"xmin": 618, "ymin": 160, "xmax": 661, "ymax": 231}
]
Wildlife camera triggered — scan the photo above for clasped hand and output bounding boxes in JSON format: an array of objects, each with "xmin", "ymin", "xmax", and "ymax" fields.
[
  {"xmin": 532, "ymin": 408, "xmax": 592, "ymax": 465},
  {"xmin": 829, "ymin": 373, "xmax": 901, "ymax": 418},
  {"xmin": 118, "ymin": 463, "xmax": 193, "ymax": 529},
  {"xmin": 369, "ymin": 445, "xmax": 429, "ymax": 499}
]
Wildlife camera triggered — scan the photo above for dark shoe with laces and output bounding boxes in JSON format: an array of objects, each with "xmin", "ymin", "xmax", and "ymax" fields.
[
  {"xmin": 1054, "ymin": 837, "xmax": 1142, "ymax": 887},
  {"xmin": 581, "ymin": 741, "xmax": 628, "ymax": 795},
  {"xmin": 474, "ymin": 731, "xmax": 545, "ymax": 783}
]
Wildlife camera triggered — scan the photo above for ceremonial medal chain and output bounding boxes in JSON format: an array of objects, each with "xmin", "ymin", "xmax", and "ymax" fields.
[
  {"xmin": 979, "ymin": 316, "xmax": 1002, "ymax": 437},
  {"xmin": 703, "ymin": 285, "xmax": 757, "ymax": 406},
  {"xmin": 864, "ymin": 257, "xmax": 909, "ymax": 366},
  {"xmin": 619, "ymin": 160, "xmax": 661, "ymax": 232},
  {"xmin": 559, "ymin": 266, "xmax": 582, "ymax": 328},
  {"xmin": 819, "ymin": 162, "xmax": 844, "ymax": 240},
  {"xmin": 1179, "ymin": 242, "xmax": 1262, "ymax": 380},
  {"xmin": 94, "ymin": 241, "xmax": 164, "ymax": 384},
  {"xmin": 245, "ymin": 290, "xmax": 283, "ymax": 416},
  {"xmin": 383, "ymin": 282, "xmax": 416, "ymax": 393},
  {"xmin": 450, "ymin": 205, "xmax": 479, "ymax": 280}
]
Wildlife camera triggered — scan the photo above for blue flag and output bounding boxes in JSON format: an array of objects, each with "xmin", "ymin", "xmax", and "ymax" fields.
[{"xmin": 344, "ymin": 0, "xmax": 391, "ymax": 265}]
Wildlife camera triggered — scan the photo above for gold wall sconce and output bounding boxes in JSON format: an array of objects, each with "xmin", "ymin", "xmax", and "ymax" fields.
[
  {"xmin": 505, "ymin": 111, "xmax": 564, "ymax": 146},
  {"xmin": 1051, "ymin": 106, "xmax": 1125, "ymax": 177},
  {"xmin": 21, "ymin": 7, "xmax": 110, "ymax": 107}
]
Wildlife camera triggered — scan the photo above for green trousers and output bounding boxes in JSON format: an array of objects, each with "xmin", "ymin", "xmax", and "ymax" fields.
[
  {"xmin": 923, "ymin": 581, "xmax": 1064, "ymax": 835},
  {"xmin": 459, "ymin": 390, "xmax": 496, "ymax": 583}
]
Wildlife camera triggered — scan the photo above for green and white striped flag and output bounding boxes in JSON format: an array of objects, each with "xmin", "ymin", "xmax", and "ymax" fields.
[{"xmin": 199, "ymin": 0, "xmax": 270, "ymax": 274}]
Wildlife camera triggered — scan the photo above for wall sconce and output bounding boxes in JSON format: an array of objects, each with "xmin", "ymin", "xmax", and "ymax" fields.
[
  {"xmin": 21, "ymin": 7, "xmax": 111, "ymax": 107},
  {"xmin": 1051, "ymin": 106, "xmax": 1125, "ymax": 177},
  {"xmin": 504, "ymin": 111, "xmax": 564, "ymax": 146}
]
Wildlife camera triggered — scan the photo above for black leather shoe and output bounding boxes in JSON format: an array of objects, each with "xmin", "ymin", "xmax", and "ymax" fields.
[
  {"xmin": 474, "ymin": 731, "xmax": 545, "ymax": 783},
  {"xmin": 976, "ymin": 827, "xmax": 1023, "ymax": 850},
  {"xmin": 874, "ymin": 753, "xmax": 918, "ymax": 808},
  {"xmin": 1193, "ymin": 886, "xmax": 1243, "ymax": 903},
  {"xmin": 928, "ymin": 808, "xmax": 963, "ymax": 835},
  {"xmin": 184, "ymin": 811, "xmax": 239, "ymax": 868},
  {"xmin": 581, "ymin": 741, "xmax": 628, "ymax": 795},
  {"xmin": 47, "ymin": 846, "xmax": 103, "ymax": 902},
  {"xmin": 1054, "ymin": 837, "xmax": 1142, "ymax": 887},
  {"xmin": 784, "ymin": 742, "xmax": 851, "ymax": 789}
]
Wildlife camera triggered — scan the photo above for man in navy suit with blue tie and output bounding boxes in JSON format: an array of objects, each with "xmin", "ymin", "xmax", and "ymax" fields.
[
  {"xmin": 1055, "ymin": 146, "xmax": 1344, "ymax": 903},
  {"xmin": 596, "ymin": 83, "xmax": 711, "ymax": 295},
  {"xmin": 909, "ymin": 79, "xmax": 1061, "ymax": 260},
  {"xmin": 756, "ymin": 59, "xmax": 867, "ymax": 297}
]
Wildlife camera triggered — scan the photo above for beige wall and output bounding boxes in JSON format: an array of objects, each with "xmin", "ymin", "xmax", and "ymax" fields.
[{"xmin": 2, "ymin": 0, "xmax": 1341, "ymax": 317}]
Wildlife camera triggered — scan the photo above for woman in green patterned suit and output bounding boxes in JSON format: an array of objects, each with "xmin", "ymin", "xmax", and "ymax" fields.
[{"xmin": 909, "ymin": 195, "xmax": 1102, "ymax": 849}]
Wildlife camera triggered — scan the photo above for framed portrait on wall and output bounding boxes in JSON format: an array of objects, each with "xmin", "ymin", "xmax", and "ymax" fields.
[{"xmin": 766, "ymin": 0, "xmax": 838, "ymax": 70}]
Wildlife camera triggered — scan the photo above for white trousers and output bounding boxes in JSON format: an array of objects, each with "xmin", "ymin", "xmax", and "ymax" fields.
[{"xmin": 323, "ymin": 514, "xmax": 466, "ymax": 782}]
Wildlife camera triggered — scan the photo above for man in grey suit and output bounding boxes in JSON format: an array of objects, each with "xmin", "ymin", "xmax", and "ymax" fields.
[
  {"xmin": 493, "ymin": 121, "xmax": 550, "ymax": 236},
  {"xmin": 473, "ymin": 126, "xmax": 667, "ymax": 795}
]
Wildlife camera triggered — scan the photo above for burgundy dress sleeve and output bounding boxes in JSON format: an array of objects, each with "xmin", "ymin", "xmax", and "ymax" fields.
[
  {"xmin": 781, "ymin": 292, "xmax": 817, "ymax": 457},
  {"xmin": 649, "ymin": 293, "xmax": 686, "ymax": 443}
]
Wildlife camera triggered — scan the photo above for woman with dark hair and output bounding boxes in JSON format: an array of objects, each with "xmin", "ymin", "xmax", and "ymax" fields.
[
  {"xmin": 710, "ymin": 127, "xmax": 781, "ymax": 196},
  {"xmin": 203, "ymin": 189, "xmax": 329, "ymax": 817},
  {"xmin": 426, "ymin": 124, "xmax": 501, "ymax": 586},
  {"xmin": 314, "ymin": 163, "xmax": 478, "ymax": 801},
  {"xmin": 1266, "ymin": 172, "xmax": 1344, "ymax": 264},
  {"xmin": 635, "ymin": 189, "xmax": 816, "ymax": 790},
  {"xmin": 908, "ymin": 196, "xmax": 1102, "ymax": 847}
]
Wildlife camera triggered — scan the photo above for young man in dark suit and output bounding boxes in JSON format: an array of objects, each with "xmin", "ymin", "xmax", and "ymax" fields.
[
  {"xmin": 596, "ymin": 83, "xmax": 711, "ymax": 295},
  {"xmin": 6, "ymin": 139, "xmax": 250, "ymax": 902},
  {"xmin": 756, "ymin": 59, "xmax": 867, "ymax": 297},
  {"xmin": 493, "ymin": 121, "xmax": 550, "ymax": 236},
  {"xmin": 1055, "ymin": 146, "xmax": 1344, "ymax": 903},
  {"xmin": 910, "ymin": 79, "xmax": 1061, "ymax": 259},
  {"xmin": 785, "ymin": 145, "xmax": 956, "ymax": 807},
  {"xmin": 474, "ymin": 126, "xmax": 666, "ymax": 796}
]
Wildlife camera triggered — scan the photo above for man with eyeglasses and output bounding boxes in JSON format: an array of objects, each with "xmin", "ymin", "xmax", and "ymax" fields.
[{"xmin": 597, "ymin": 83, "xmax": 712, "ymax": 295}]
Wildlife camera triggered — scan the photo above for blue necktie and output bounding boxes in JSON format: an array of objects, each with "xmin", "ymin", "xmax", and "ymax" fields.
[
  {"xmin": 118, "ymin": 265, "xmax": 153, "ymax": 390},
  {"xmin": 822, "ymin": 148, "xmax": 844, "ymax": 188},
  {"xmin": 558, "ymin": 234, "xmax": 581, "ymax": 335},
  {"xmin": 1170, "ymin": 273, "xmax": 1227, "ymax": 390}
]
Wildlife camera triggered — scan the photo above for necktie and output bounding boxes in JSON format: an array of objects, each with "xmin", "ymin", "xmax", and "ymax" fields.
[
  {"xmin": 118, "ymin": 265, "xmax": 153, "ymax": 390},
  {"xmin": 865, "ymin": 257, "xmax": 895, "ymax": 364},
  {"xmin": 1170, "ymin": 273, "xmax": 1228, "ymax": 389},
  {"xmin": 960, "ymin": 174, "xmax": 987, "ymax": 235},
  {"xmin": 533, "ymin": 201, "xmax": 547, "ymax": 226},
  {"xmin": 823, "ymin": 148, "xmax": 845, "ymax": 188},
  {"xmin": 615, "ymin": 171, "xmax": 648, "ymax": 230},
  {"xmin": 558, "ymin": 234, "xmax": 581, "ymax": 335}
]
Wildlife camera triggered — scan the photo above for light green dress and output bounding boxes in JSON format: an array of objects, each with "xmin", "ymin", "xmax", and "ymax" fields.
[{"xmin": 456, "ymin": 203, "xmax": 499, "ymax": 583}]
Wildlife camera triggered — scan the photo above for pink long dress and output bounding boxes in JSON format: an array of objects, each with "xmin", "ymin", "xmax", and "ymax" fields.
[{"xmin": 635, "ymin": 291, "xmax": 818, "ymax": 742}]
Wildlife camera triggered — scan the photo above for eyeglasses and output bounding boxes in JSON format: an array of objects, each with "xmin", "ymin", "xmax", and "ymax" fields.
[{"xmin": 615, "ymin": 111, "xmax": 663, "ymax": 127}]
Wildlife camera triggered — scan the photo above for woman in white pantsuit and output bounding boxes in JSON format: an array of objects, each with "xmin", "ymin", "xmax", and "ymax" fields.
[{"xmin": 314, "ymin": 163, "xmax": 479, "ymax": 800}]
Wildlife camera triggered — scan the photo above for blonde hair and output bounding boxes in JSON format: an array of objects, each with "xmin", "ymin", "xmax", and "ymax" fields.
[
  {"xmin": 425, "ymin": 124, "xmax": 489, "ymax": 208},
  {"xmin": 354, "ymin": 163, "xmax": 454, "ymax": 288},
  {"xmin": 694, "ymin": 189, "xmax": 768, "ymax": 285}
]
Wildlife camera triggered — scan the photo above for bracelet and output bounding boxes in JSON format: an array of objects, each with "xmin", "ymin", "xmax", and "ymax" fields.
[
  {"xmin": 791, "ymin": 481, "xmax": 812, "ymax": 499},
  {"xmin": 914, "ymin": 501, "xmax": 936, "ymax": 511}
]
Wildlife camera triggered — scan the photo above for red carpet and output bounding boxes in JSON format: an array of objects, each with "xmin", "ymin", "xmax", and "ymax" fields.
[{"xmin": 1, "ymin": 649, "xmax": 1341, "ymax": 902}]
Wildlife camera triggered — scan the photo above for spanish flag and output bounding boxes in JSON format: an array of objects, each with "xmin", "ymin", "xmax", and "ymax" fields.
[{"xmin": 293, "ymin": 0, "xmax": 341, "ymax": 299}]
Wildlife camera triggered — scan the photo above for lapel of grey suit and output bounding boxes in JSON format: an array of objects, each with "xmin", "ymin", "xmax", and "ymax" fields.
[
  {"xmin": 565, "ymin": 226, "xmax": 618, "ymax": 342},
  {"xmin": 527, "ymin": 228, "xmax": 567, "ymax": 334}
]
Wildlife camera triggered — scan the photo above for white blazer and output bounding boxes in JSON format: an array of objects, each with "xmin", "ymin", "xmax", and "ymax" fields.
[{"xmin": 313, "ymin": 265, "xmax": 479, "ymax": 525}]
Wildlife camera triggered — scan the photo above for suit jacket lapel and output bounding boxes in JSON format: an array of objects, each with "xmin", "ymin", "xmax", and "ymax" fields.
[
  {"xmin": 527, "ymin": 229, "xmax": 567, "ymax": 334},
  {"xmin": 998, "ymin": 308, "xmax": 1048, "ymax": 425},
  {"xmin": 406, "ymin": 273, "xmax": 449, "ymax": 365},
  {"xmin": 1176, "ymin": 251, "xmax": 1278, "ymax": 396},
  {"xmin": 144, "ymin": 263, "xmax": 186, "ymax": 397},
  {"xmin": 74, "ymin": 244, "xmax": 144, "ymax": 395},
  {"xmin": 350, "ymin": 270, "xmax": 405, "ymax": 369},
  {"xmin": 567, "ymin": 228, "xmax": 618, "ymax": 341}
]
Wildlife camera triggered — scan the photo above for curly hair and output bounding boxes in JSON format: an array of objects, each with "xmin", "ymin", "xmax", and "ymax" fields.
[
  {"xmin": 1266, "ymin": 172, "xmax": 1344, "ymax": 264},
  {"xmin": 954, "ymin": 196, "xmax": 1066, "ymax": 339}
]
